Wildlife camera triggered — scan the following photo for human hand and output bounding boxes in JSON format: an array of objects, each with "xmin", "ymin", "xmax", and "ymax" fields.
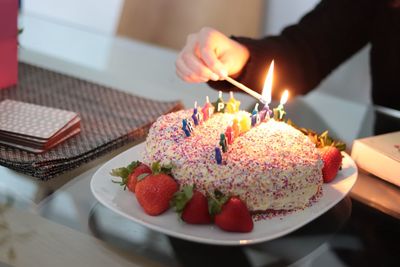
[{"xmin": 175, "ymin": 27, "xmax": 250, "ymax": 83}]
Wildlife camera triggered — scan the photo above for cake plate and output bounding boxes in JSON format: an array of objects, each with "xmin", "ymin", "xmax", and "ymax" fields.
[{"xmin": 90, "ymin": 143, "xmax": 357, "ymax": 246}]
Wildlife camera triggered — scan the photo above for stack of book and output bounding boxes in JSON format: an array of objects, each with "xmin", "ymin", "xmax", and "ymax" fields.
[
  {"xmin": 0, "ymin": 99, "xmax": 80, "ymax": 153},
  {"xmin": 351, "ymin": 131, "xmax": 400, "ymax": 186}
]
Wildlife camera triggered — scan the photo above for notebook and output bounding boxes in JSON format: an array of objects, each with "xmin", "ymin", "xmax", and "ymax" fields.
[
  {"xmin": 0, "ymin": 99, "xmax": 81, "ymax": 153},
  {"xmin": 351, "ymin": 131, "xmax": 400, "ymax": 187}
]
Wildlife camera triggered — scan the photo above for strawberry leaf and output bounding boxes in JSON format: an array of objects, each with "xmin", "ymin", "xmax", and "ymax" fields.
[
  {"xmin": 151, "ymin": 161, "xmax": 161, "ymax": 174},
  {"xmin": 208, "ymin": 189, "xmax": 229, "ymax": 216},
  {"xmin": 160, "ymin": 163, "xmax": 174, "ymax": 175},
  {"xmin": 170, "ymin": 185, "xmax": 194, "ymax": 215},
  {"xmin": 286, "ymin": 119, "xmax": 346, "ymax": 151},
  {"xmin": 110, "ymin": 161, "xmax": 141, "ymax": 179},
  {"xmin": 110, "ymin": 167, "xmax": 130, "ymax": 180},
  {"xmin": 110, "ymin": 161, "xmax": 141, "ymax": 190},
  {"xmin": 126, "ymin": 161, "xmax": 141, "ymax": 173},
  {"xmin": 151, "ymin": 161, "xmax": 174, "ymax": 175}
]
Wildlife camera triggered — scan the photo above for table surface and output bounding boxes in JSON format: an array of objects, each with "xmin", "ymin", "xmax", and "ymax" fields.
[{"xmin": 0, "ymin": 13, "xmax": 399, "ymax": 267}]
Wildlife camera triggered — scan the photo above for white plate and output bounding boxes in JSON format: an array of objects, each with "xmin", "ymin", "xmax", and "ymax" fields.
[{"xmin": 90, "ymin": 143, "xmax": 357, "ymax": 246}]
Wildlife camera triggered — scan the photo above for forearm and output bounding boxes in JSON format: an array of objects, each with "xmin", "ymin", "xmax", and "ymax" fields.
[{"xmin": 209, "ymin": 0, "xmax": 378, "ymax": 99}]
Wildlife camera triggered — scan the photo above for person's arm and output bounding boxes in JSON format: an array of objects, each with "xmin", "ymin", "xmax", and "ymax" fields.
[{"xmin": 209, "ymin": 0, "xmax": 380, "ymax": 99}]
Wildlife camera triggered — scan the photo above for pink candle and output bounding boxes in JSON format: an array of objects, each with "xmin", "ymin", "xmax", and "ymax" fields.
[{"xmin": 201, "ymin": 96, "xmax": 212, "ymax": 121}]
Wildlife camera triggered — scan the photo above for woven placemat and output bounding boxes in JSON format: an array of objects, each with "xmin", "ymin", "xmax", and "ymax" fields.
[{"xmin": 0, "ymin": 63, "xmax": 183, "ymax": 180}]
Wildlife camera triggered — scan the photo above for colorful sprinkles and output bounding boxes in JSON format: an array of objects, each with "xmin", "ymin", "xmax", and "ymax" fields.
[{"xmin": 143, "ymin": 107, "xmax": 324, "ymax": 216}]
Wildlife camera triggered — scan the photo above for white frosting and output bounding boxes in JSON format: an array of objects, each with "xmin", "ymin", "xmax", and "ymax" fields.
[{"xmin": 143, "ymin": 110, "xmax": 323, "ymax": 212}]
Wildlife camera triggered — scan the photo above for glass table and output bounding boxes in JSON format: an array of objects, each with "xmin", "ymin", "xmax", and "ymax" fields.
[{"xmin": 0, "ymin": 13, "xmax": 399, "ymax": 267}]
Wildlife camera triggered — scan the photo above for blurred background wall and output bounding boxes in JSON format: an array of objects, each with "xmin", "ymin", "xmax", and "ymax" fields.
[
  {"xmin": 117, "ymin": 0, "xmax": 264, "ymax": 49},
  {"xmin": 21, "ymin": 0, "xmax": 371, "ymax": 104}
]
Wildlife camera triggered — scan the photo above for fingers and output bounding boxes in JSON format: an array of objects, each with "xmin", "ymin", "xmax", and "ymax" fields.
[
  {"xmin": 176, "ymin": 50, "xmax": 219, "ymax": 83},
  {"xmin": 176, "ymin": 32, "xmax": 220, "ymax": 83},
  {"xmin": 198, "ymin": 41, "xmax": 227, "ymax": 79},
  {"xmin": 175, "ymin": 58, "xmax": 208, "ymax": 83},
  {"xmin": 198, "ymin": 28, "xmax": 228, "ymax": 79},
  {"xmin": 175, "ymin": 27, "xmax": 234, "ymax": 83}
]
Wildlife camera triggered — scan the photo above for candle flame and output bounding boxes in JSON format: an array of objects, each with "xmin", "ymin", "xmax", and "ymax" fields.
[
  {"xmin": 261, "ymin": 60, "xmax": 274, "ymax": 104},
  {"xmin": 280, "ymin": 90, "xmax": 289, "ymax": 105},
  {"xmin": 194, "ymin": 101, "xmax": 197, "ymax": 108}
]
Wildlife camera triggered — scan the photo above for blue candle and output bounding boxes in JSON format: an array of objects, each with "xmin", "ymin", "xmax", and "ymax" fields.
[
  {"xmin": 215, "ymin": 146, "xmax": 222, "ymax": 164},
  {"xmin": 252, "ymin": 103, "xmax": 259, "ymax": 115},
  {"xmin": 251, "ymin": 103, "xmax": 260, "ymax": 126},
  {"xmin": 182, "ymin": 119, "xmax": 190, "ymax": 137}
]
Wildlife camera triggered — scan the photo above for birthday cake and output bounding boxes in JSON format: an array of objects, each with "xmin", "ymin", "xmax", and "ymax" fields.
[{"xmin": 143, "ymin": 98, "xmax": 324, "ymax": 212}]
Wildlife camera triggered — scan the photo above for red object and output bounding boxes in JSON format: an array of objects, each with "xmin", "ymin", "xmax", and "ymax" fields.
[
  {"xmin": 319, "ymin": 146, "xmax": 342, "ymax": 183},
  {"xmin": 0, "ymin": 0, "xmax": 18, "ymax": 89},
  {"xmin": 182, "ymin": 191, "xmax": 212, "ymax": 224},
  {"xmin": 135, "ymin": 173, "xmax": 178, "ymax": 216},
  {"xmin": 215, "ymin": 197, "xmax": 254, "ymax": 233},
  {"xmin": 225, "ymin": 126, "xmax": 233, "ymax": 145},
  {"xmin": 126, "ymin": 163, "xmax": 151, "ymax": 192}
]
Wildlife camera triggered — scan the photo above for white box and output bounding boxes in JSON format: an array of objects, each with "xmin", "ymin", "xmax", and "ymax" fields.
[{"xmin": 351, "ymin": 131, "xmax": 400, "ymax": 186}]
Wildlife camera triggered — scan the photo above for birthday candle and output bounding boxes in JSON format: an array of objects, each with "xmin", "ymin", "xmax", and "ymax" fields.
[
  {"xmin": 201, "ymin": 96, "xmax": 212, "ymax": 121},
  {"xmin": 219, "ymin": 133, "xmax": 228, "ymax": 153},
  {"xmin": 186, "ymin": 119, "xmax": 194, "ymax": 133},
  {"xmin": 240, "ymin": 115, "xmax": 251, "ymax": 133},
  {"xmin": 252, "ymin": 103, "xmax": 259, "ymax": 115},
  {"xmin": 273, "ymin": 90, "xmax": 289, "ymax": 121},
  {"xmin": 182, "ymin": 119, "xmax": 190, "ymax": 137},
  {"xmin": 226, "ymin": 91, "xmax": 241, "ymax": 113},
  {"xmin": 213, "ymin": 91, "xmax": 226, "ymax": 113},
  {"xmin": 196, "ymin": 109, "xmax": 203, "ymax": 124},
  {"xmin": 260, "ymin": 104, "xmax": 272, "ymax": 121},
  {"xmin": 215, "ymin": 146, "xmax": 222, "ymax": 164},
  {"xmin": 232, "ymin": 118, "xmax": 240, "ymax": 138},
  {"xmin": 191, "ymin": 101, "xmax": 199, "ymax": 125},
  {"xmin": 225, "ymin": 125, "xmax": 234, "ymax": 145},
  {"xmin": 251, "ymin": 103, "xmax": 259, "ymax": 126}
]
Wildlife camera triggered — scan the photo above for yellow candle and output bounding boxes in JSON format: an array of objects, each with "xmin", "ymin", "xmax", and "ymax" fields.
[
  {"xmin": 240, "ymin": 115, "xmax": 251, "ymax": 133},
  {"xmin": 225, "ymin": 91, "xmax": 241, "ymax": 113}
]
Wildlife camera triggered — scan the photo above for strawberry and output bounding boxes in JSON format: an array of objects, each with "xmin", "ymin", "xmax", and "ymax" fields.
[
  {"xmin": 111, "ymin": 161, "xmax": 151, "ymax": 192},
  {"xmin": 210, "ymin": 191, "xmax": 253, "ymax": 233},
  {"xmin": 171, "ymin": 185, "xmax": 211, "ymax": 224},
  {"xmin": 318, "ymin": 146, "xmax": 342, "ymax": 183},
  {"xmin": 135, "ymin": 162, "xmax": 178, "ymax": 216}
]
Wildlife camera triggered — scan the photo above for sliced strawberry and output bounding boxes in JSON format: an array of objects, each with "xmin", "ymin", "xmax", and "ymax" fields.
[
  {"xmin": 319, "ymin": 146, "xmax": 342, "ymax": 183},
  {"xmin": 171, "ymin": 185, "xmax": 211, "ymax": 224},
  {"xmin": 111, "ymin": 161, "xmax": 151, "ymax": 192}
]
